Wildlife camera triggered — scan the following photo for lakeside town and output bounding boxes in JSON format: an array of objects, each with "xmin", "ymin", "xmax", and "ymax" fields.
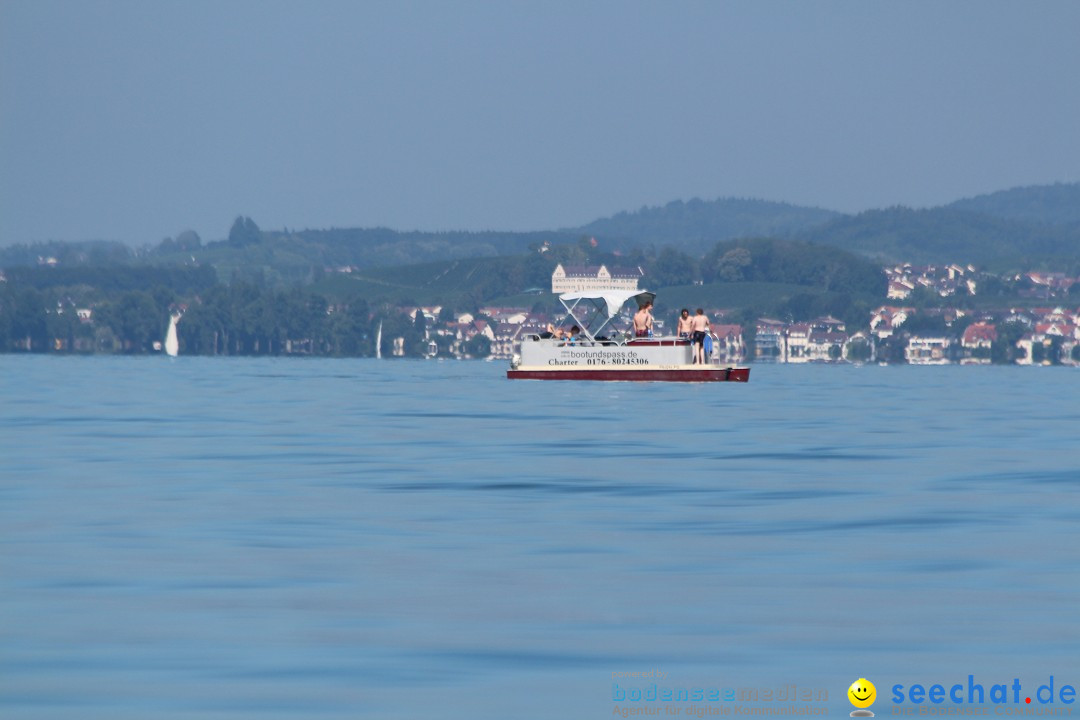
[
  {"xmin": 363, "ymin": 262, "xmax": 1080, "ymax": 366},
  {"xmin": 4, "ymin": 257, "xmax": 1079, "ymax": 366}
]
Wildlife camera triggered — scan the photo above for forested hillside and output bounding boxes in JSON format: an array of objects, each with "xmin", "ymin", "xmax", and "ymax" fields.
[
  {"xmin": 282, "ymin": 227, "xmax": 582, "ymax": 265},
  {"xmin": 0, "ymin": 219, "xmax": 587, "ymax": 278},
  {"xmin": 0, "ymin": 240, "xmax": 137, "ymax": 267},
  {"xmin": 153, "ymin": 221, "xmax": 589, "ymax": 281},
  {"xmin": 796, "ymin": 206, "xmax": 1080, "ymax": 266},
  {"xmin": 946, "ymin": 182, "xmax": 1080, "ymax": 226},
  {"xmin": 701, "ymin": 237, "xmax": 886, "ymax": 296},
  {"xmin": 574, "ymin": 197, "xmax": 840, "ymax": 255},
  {"xmin": 4, "ymin": 183, "xmax": 1077, "ymax": 274}
]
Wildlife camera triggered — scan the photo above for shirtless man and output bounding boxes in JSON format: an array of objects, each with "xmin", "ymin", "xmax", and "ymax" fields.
[
  {"xmin": 676, "ymin": 308, "xmax": 693, "ymax": 339},
  {"xmin": 633, "ymin": 302, "xmax": 653, "ymax": 337},
  {"xmin": 691, "ymin": 308, "xmax": 710, "ymax": 364}
]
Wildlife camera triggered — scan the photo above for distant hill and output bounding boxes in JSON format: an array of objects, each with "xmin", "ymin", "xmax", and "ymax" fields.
[
  {"xmin": 573, "ymin": 197, "xmax": 840, "ymax": 255},
  {"xmin": 946, "ymin": 182, "xmax": 1080, "ymax": 226},
  {"xmin": 4, "ymin": 184, "xmax": 1077, "ymax": 278},
  {"xmin": 280, "ymin": 227, "xmax": 582, "ymax": 266},
  {"xmin": 0, "ymin": 225, "xmax": 587, "ymax": 274},
  {"xmin": 140, "ymin": 226, "xmax": 587, "ymax": 285},
  {"xmin": 3, "ymin": 265, "xmax": 216, "ymax": 295},
  {"xmin": 796, "ymin": 206, "xmax": 1080, "ymax": 266},
  {"xmin": 310, "ymin": 256, "xmax": 526, "ymax": 306},
  {"xmin": 0, "ymin": 220, "xmax": 633, "ymax": 272},
  {"xmin": 0, "ymin": 239, "xmax": 135, "ymax": 268},
  {"xmin": 575, "ymin": 184, "xmax": 1080, "ymax": 265}
]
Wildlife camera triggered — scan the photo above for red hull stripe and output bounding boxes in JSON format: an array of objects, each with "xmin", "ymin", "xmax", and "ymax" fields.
[{"xmin": 507, "ymin": 368, "xmax": 750, "ymax": 382}]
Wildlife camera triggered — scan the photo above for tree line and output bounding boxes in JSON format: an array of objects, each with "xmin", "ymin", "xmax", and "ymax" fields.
[
  {"xmin": 0, "ymin": 274, "xmax": 440, "ymax": 358},
  {"xmin": 0, "ymin": 235, "xmax": 893, "ymax": 356},
  {"xmin": 0, "ymin": 233, "xmax": 982, "ymax": 360}
]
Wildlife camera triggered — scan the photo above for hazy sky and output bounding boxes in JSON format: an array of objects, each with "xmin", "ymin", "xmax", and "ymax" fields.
[{"xmin": 2, "ymin": 0, "xmax": 1078, "ymax": 246}]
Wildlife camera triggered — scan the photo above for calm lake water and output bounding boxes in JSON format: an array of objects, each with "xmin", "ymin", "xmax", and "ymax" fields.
[{"xmin": 2, "ymin": 356, "xmax": 1079, "ymax": 719}]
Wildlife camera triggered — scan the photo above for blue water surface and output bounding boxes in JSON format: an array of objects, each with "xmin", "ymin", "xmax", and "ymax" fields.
[{"xmin": 2, "ymin": 356, "xmax": 1079, "ymax": 719}]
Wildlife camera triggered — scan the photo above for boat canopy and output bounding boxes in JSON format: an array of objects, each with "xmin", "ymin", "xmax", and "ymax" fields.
[{"xmin": 559, "ymin": 289, "xmax": 656, "ymax": 341}]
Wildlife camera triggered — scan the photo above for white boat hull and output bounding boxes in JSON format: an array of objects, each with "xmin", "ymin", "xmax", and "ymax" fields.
[{"xmin": 508, "ymin": 337, "xmax": 749, "ymax": 382}]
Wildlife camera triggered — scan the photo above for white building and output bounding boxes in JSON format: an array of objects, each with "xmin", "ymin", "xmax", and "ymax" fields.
[{"xmin": 551, "ymin": 264, "xmax": 644, "ymax": 294}]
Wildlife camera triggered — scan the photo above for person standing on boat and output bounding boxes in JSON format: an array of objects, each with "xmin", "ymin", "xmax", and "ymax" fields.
[
  {"xmin": 691, "ymin": 308, "xmax": 710, "ymax": 364},
  {"xmin": 677, "ymin": 308, "xmax": 693, "ymax": 339},
  {"xmin": 633, "ymin": 302, "xmax": 654, "ymax": 338}
]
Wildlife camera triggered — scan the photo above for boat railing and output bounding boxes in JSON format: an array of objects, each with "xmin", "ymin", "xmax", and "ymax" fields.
[
  {"xmin": 521, "ymin": 333, "xmax": 629, "ymax": 347},
  {"xmin": 521, "ymin": 332, "xmax": 697, "ymax": 349},
  {"xmin": 626, "ymin": 335, "xmax": 692, "ymax": 347}
]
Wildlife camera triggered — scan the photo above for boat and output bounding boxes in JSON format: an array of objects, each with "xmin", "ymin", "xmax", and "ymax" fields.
[
  {"xmin": 164, "ymin": 312, "xmax": 181, "ymax": 357},
  {"xmin": 507, "ymin": 290, "xmax": 750, "ymax": 382}
]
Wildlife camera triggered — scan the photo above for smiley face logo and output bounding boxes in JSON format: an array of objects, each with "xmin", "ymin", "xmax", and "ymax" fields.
[{"xmin": 848, "ymin": 678, "xmax": 876, "ymax": 714}]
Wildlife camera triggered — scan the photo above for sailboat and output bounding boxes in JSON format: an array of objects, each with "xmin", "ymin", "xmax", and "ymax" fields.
[
  {"xmin": 164, "ymin": 313, "xmax": 180, "ymax": 357},
  {"xmin": 375, "ymin": 320, "xmax": 383, "ymax": 359}
]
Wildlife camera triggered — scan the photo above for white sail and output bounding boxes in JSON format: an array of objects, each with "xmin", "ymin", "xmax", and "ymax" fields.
[
  {"xmin": 375, "ymin": 320, "xmax": 383, "ymax": 360},
  {"xmin": 164, "ymin": 313, "xmax": 180, "ymax": 357}
]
